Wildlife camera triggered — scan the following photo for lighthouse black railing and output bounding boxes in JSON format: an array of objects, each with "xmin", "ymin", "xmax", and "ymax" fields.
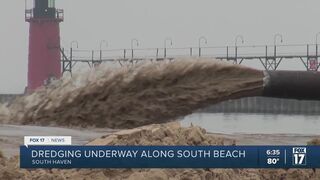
[{"xmin": 25, "ymin": 8, "xmax": 64, "ymax": 21}]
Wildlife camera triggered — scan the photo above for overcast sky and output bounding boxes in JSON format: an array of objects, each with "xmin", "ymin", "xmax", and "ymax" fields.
[{"xmin": 1, "ymin": 0, "xmax": 320, "ymax": 93}]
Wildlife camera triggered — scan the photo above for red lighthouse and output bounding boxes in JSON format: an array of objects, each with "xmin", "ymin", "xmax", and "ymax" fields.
[{"xmin": 25, "ymin": 0, "xmax": 63, "ymax": 91}]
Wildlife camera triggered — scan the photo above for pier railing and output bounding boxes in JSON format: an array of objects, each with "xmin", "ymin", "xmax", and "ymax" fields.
[{"xmin": 61, "ymin": 44, "xmax": 320, "ymax": 74}]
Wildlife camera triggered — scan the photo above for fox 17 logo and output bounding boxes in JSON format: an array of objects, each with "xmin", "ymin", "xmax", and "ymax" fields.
[{"xmin": 292, "ymin": 147, "xmax": 307, "ymax": 166}]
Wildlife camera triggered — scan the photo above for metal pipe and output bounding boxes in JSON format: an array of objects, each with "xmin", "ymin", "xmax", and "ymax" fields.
[
  {"xmin": 263, "ymin": 70, "xmax": 320, "ymax": 100},
  {"xmin": 70, "ymin": 40, "xmax": 79, "ymax": 49},
  {"xmin": 164, "ymin": 38, "xmax": 173, "ymax": 58},
  {"xmin": 316, "ymin": 32, "xmax": 320, "ymax": 65},
  {"xmin": 226, "ymin": 46, "xmax": 229, "ymax": 60},
  {"xmin": 273, "ymin": 34, "xmax": 283, "ymax": 46},
  {"xmin": 235, "ymin": 35, "xmax": 244, "ymax": 64},
  {"xmin": 235, "ymin": 35, "xmax": 244, "ymax": 47},
  {"xmin": 265, "ymin": 46, "xmax": 268, "ymax": 68},
  {"xmin": 99, "ymin": 40, "xmax": 108, "ymax": 61},
  {"xmin": 91, "ymin": 50, "xmax": 94, "ymax": 62},
  {"xmin": 131, "ymin": 39, "xmax": 139, "ymax": 59},
  {"xmin": 198, "ymin": 36, "xmax": 207, "ymax": 57},
  {"xmin": 316, "ymin": 32, "xmax": 320, "ymax": 45},
  {"xmin": 273, "ymin": 34, "xmax": 283, "ymax": 59},
  {"xmin": 156, "ymin": 48, "xmax": 159, "ymax": 58},
  {"xmin": 70, "ymin": 41, "xmax": 78, "ymax": 62}
]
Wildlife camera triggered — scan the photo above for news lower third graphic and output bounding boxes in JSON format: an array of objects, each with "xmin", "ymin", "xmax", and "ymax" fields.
[
  {"xmin": 24, "ymin": 136, "xmax": 72, "ymax": 147},
  {"xmin": 21, "ymin": 136, "xmax": 320, "ymax": 169}
]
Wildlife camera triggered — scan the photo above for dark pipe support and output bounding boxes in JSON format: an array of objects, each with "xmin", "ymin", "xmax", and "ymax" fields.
[{"xmin": 263, "ymin": 71, "xmax": 320, "ymax": 100}]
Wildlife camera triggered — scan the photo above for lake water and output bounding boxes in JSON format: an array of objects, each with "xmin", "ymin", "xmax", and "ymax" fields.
[{"xmin": 181, "ymin": 113, "xmax": 320, "ymax": 135}]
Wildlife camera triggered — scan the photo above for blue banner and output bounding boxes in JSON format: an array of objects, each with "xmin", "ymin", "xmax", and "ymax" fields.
[{"xmin": 20, "ymin": 146, "xmax": 320, "ymax": 169}]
